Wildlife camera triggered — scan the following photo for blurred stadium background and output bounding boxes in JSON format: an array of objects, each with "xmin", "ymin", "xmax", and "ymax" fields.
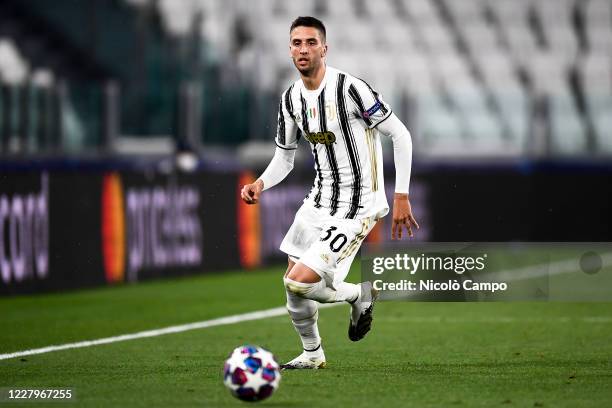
[
  {"xmin": 2, "ymin": 3, "xmax": 612, "ymax": 406},
  {"xmin": 0, "ymin": 0, "xmax": 611, "ymax": 294}
]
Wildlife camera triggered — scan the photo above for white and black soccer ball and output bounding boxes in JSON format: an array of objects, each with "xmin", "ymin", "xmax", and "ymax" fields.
[{"xmin": 223, "ymin": 345, "xmax": 281, "ymax": 402}]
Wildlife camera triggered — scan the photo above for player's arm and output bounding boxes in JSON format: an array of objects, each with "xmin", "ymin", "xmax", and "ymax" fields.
[
  {"xmin": 348, "ymin": 79, "xmax": 419, "ymax": 238},
  {"xmin": 375, "ymin": 113, "xmax": 419, "ymax": 239},
  {"xmin": 241, "ymin": 91, "xmax": 299, "ymax": 205},
  {"xmin": 241, "ymin": 147, "xmax": 296, "ymax": 204}
]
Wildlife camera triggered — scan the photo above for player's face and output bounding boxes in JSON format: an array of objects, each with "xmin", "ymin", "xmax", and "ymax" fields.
[{"xmin": 289, "ymin": 26, "xmax": 327, "ymax": 76}]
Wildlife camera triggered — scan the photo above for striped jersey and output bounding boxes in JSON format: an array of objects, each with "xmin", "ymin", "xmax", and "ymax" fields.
[{"xmin": 275, "ymin": 66, "xmax": 392, "ymax": 219}]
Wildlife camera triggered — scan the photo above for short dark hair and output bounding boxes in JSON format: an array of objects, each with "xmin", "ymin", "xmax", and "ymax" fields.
[{"xmin": 290, "ymin": 16, "xmax": 326, "ymax": 43}]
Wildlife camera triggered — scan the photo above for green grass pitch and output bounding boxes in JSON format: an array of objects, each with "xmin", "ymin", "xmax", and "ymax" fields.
[{"xmin": 1, "ymin": 266, "xmax": 611, "ymax": 407}]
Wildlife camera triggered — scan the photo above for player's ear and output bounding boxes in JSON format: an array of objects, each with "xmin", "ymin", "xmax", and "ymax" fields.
[{"xmin": 321, "ymin": 44, "xmax": 328, "ymax": 58}]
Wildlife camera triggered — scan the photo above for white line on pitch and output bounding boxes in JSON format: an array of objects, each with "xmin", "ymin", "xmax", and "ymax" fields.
[
  {"xmin": 480, "ymin": 252, "xmax": 612, "ymax": 283},
  {"xmin": 3, "ymin": 253, "xmax": 612, "ymax": 362},
  {"xmin": 376, "ymin": 316, "xmax": 612, "ymax": 323},
  {"xmin": 0, "ymin": 304, "xmax": 339, "ymax": 361}
]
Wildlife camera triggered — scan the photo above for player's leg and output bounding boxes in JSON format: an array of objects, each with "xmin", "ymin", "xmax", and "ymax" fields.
[
  {"xmin": 282, "ymin": 259, "xmax": 362, "ymax": 368},
  {"xmin": 278, "ymin": 204, "xmax": 328, "ymax": 369},
  {"xmin": 336, "ymin": 218, "xmax": 379, "ymax": 342},
  {"xmin": 285, "ymin": 263, "xmax": 377, "ymax": 342},
  {"xmin": 284, "ymin": 262, "xmax": 360, "ymax": 303},
  {"xmin": 282, "ymin": 257, "xmax": 326, "ymax": 369},
  {"xmin": 347, "ymin": 281, "xmax": 378, "ymax": 342},
  {"xmin": 284, "ymin": 260, "xmax": 323, "ymax": 353},
  {"xmin": 285, "ymin": 215, "xmax": 378, "ymax": 305},
  {"xmin": 292, "ymin": 216, "xmax": 379, "ymax": 342}
]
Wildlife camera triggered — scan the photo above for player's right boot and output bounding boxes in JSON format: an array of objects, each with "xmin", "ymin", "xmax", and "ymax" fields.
[
  {"xmin": 348, "ymin": 281, "xmax": 379, "ymax": 342},
  {"xmin": 280, "ymin": 346, "xmax": 326, "ymax": 369}
]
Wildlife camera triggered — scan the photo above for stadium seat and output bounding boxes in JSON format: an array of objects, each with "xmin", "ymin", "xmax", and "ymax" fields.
[
  {"xmin": 593, "ymin": 100, "xmax": 612, "ymax": 153},
  {"xmin": 442, "ymin": 0, "xmax": 482, "ymax": 22},
  {"xmin": 493, "ymin": 88, "xmax": 530, "ymax": 149},
  {"xmin": 528, "ymin": 52, "xmax": 569, "ymax": 96},
  {"xmin": 488, "ymin": 0, "xmax": 529, "ymax": 22},
  {"xmin": 418, "ymin": 22, "xmax": 456, "ymax": 52},
  {"xmin": 544, "ymin": 26, "xmax": 579, "ymax": 64},
  {"xmin": 585, "ymin": 0, "xmax": 612, "ymax": 27},
  {"xmin": 582, "ymin": 88, "xmax": 612, "ymax": 154},
  {"xmin": 376, "ymin": 20, "xmax": 417, "ymax": 52},
  {"xmin": 462, "ymin": 22, "xmax": 501, "ymax": 53},
  {"xmin": 325, "ymin": 0, "xmax": 359, "ymax": 19},
  {"xmin": 584, "ymin": 0, "xmax": 612, "ymax": 53},
  {"xmin": 453, "ymin": 87, "xmax": 505, "ymax": 146},
  {"xmin": 549, "ymin": 90, "xmax": 588, "ymax": 155},
  {"xmin": 403, "ymin": 0, "xmax": 440, "ymax": 22},
  {"xmin": 476, "ymin": 51, "xmax": 518, "ymax": 88},
  {"xmin": 145, "ymin": 0, "xmax": 612, "ymax": 157},
  {"xmin": 328, "ymin": 49, "xmax": 369, "ymax": 79},
  {"xmin": 361, "ymin": 0, "xmax": 400, "ymax": 20},
  {"xmin": 433, "ymin": 52, "xmax": 473, "ymax": 88},
  {"xmin": 501, "ymin": 23, "xmax": 540, "ymax": 67},
  {"xmin": 580, "ymin": 53, "xmax": 612, "ymax": 97},
  {"xmin": 0, "ymin": 38, "xmax": 28, "ymax": 84},
  {"xmin": 281, "ymin": 0, "xmax": 317, "ymax": 18},
  {"xmin": 415, "ymin": 94, "xmax": 467, "ymax": 156},
  {"xmin": 395, "ymin": 51, "xmax": 438, "ymax": 97},
  {"xmin": 157, "ymin": 0, "xmax": 198, "ymax": 37},
  {"xmin": 532, "ymin": 0, "xmax": 574, "ymax": 26}
]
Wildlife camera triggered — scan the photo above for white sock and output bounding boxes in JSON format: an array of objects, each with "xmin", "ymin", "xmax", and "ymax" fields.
[
  {"xmin": 335, "ymin": 281, "xmax": 360, "ymax": 304},
  {"xmin": 285, "ymin": 288, "xmax": 321, "ymax": 351},
  {"xmin": 284, "ymin": 277, "xmax": 359, "ymax": 303},
  {"xmin": 304, "ymin": 345, "xmax": 324, "ymax": 360}
]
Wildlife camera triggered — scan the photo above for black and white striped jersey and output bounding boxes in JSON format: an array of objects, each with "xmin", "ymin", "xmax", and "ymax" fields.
[{"xmin": 275, "ymin": 66, "xmax": 392, "ymax": 219}]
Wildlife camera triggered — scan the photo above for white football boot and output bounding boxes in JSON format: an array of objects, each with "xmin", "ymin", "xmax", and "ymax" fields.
[
  {"xmin": 348, "ymin": 281, "xmax": 379, "ymax": 341},
  {"xmin": 281, "ymin": 346, "xmax": 327, "ymax": 369}
]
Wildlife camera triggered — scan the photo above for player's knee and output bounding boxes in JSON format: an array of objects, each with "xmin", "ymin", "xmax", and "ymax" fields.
[
  {"xmin": 285, "ymin": 262, "xmax": 321, "ymax": 283},
  {"xmin": 283, "ymin": 276, "xmax": 313, "ymax": 297},
  {"xmin": 284, "ymin": 258, "xmax": 296, "ymax": 277}
]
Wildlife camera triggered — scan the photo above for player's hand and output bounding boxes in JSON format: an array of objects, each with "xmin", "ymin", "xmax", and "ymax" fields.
[
  {"xmin": 241, "ymin": 179, "xmax": 264, "ymax": 205},
  {"xmin": 391, "ymin": 193, "xmax": 419, "ymax": 239}
]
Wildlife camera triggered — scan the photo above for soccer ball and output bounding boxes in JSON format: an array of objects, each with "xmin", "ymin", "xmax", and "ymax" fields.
[{"xmin": 223, "ymin": 345, "xmax": 281, "ymax": 402}]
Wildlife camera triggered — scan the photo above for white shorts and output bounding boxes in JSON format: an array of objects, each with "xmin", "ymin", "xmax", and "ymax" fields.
[{"xmin": 279, "ymin": 203, "xmax": 377, "ymax": 288}]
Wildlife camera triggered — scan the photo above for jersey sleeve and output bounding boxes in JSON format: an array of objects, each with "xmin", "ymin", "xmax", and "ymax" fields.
[
  {"xmin": 275, "ymin": 87, "xmax": 299, "ymax": 150},
  {"xmin": 347, "ymin": 78, "xmax": 393, "ymax": 129}
]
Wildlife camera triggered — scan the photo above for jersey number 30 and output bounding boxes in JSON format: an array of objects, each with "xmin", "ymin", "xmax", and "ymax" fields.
[{"xmin": 320, "ymin": 226, "xmax": 348, "ymax": 253}]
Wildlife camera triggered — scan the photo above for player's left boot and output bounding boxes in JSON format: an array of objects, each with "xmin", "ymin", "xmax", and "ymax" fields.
[
  {"xmin": 348, "ymin": 281, "xmax": 379, "ymax": 342},
  {"xmin": 280, "ymin": 346, "xmax": 327, "ymax": 370}
]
